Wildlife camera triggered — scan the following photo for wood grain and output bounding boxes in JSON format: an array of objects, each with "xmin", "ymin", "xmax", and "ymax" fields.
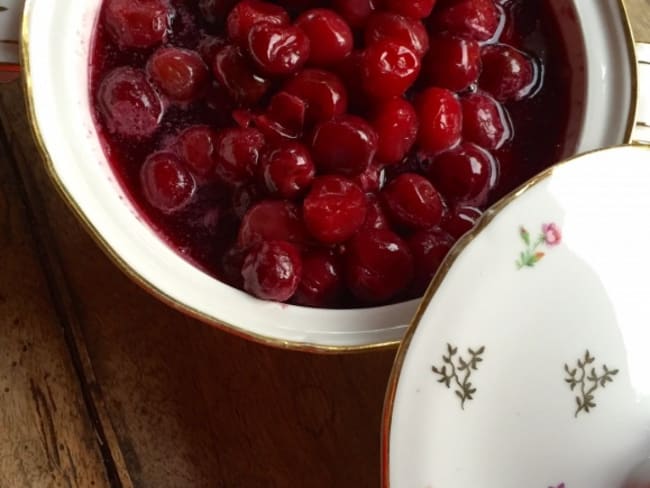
[{"xmin": 627, "ymin": 0, "xmax": 650, "ymax": 41}]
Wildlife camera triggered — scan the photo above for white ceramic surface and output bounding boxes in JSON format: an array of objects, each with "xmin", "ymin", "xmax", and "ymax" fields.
[
  {"xmin": 21, "ymin": 0, "xmax": 638, "ymax": 349},
  {"xmin": 385, "ymin": 145, "xmax": 650, "ymax": 488}
]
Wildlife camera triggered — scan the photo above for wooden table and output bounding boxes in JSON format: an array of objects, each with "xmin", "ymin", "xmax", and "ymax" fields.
[{"xmin": 1, "ymin": 3, "xmax": 648, "ymax": 486}]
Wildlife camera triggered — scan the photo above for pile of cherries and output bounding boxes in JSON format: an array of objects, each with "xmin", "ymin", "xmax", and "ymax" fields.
[{"xmin": 96, "ymin": 0, "xmax": 541, "ymax": 307}]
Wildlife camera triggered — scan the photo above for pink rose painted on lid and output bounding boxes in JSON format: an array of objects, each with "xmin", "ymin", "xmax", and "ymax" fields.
[{"xmin": 542, "ymin": 222, "xmax": 562, "ymax": 246}]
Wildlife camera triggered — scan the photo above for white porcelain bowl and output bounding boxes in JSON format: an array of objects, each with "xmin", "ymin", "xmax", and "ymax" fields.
[{"xmin": 16, "ymin": 0, "xmax": 641, "ymax": 350}]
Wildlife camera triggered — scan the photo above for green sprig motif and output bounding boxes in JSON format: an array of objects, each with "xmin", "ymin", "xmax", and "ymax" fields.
[
  {"xmin": 516, "ymin": 226, "xmax": 546, "ymax": 269},
  {"xmin": 564, "ymin": 350, "xmax": 618, "ymax": 417},
  {"xmin": 432, "ymin": 344, "xmax": 485, "ymax": 409}
]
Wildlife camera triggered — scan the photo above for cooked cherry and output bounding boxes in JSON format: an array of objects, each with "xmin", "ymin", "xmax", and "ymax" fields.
[
  {"xmin": 364, "ymin": 13, "xmax": 429, "ymax": 58},
  {"xmin": 259, "ymin": 142, "xmax": 315, "ymax": 198},
  {"xmin": 140, "ymin": 151, "xmax": 196, "ymax": 213},
  {"xmin": 214, "ymin": 127, "xmax": 265, "ymax": 186},
  {"xmin": 441, "ymin": 204, "xmax": 483, "ymax": 239},
  {"xmin": 416, "ymin": 87, "xmax": 462, "ymax": 154},
  {"xmin": 255, "ymin": 91, "xmax": 306, "ymax": 143},
  {"xmin": 242, "ymin": 240, "xmax": 302, "ymax": 301},
  {"xmin": 296, "ymin": 9, "xmax": 354, "ymax": 67},
  {"xmin": 293, "ymin": 249, "xmax": 344, "ymax": 307},
  {"xmin": 200, "ymin": 0, "xmax": 238, "ymax": 25},
  {"xmin": 97, "ymin": 67, "xmax": 163, "ymax": 139},
  {"xmin": 351, "ymin": 163, "xmax": 385, "ymax": 193},
  {"xmin": 461, "ymin": 92, "xmax": 512, "ymax": 149},
  {"xmin": 372, "ymin": 98, "xmax": 418, "ymax": 165},
  {"xmin": 103, "ymin": 0, "xmax": 171, "ymax": 49},
  {"xmin": 407, "ymin": 228, "xmax": 455, "ymax": 294},
  {"xmin": 362, "ymin": 40, "xmax": 420, "ymax": 99},
  {"xmin": 148, "ymin": 47, "xmax": 209, "ymax": 102},
  {"xmin": 333, "ymin": 50, "xmax": 367, "ymax": 110},
  {"xmin": 247, "ymin": 23, "xmax": 311, "ymax": 76},
  {"xmin": 238, "ymin": 200, "xmax": 307, "ymax": 246},
  {"xmin": 383, "ymin": 0, "xmax": 436, "ymax": 20},
  {"xmin": 332, "ymin": 0, "xmax": 375, "ymax": 28},
  {"xmin": 232, "ymin": 183, "xmax": 264, "ymax": 219},
  {"xmin": 197, "ymin": 35, "xmax": 227, "ymax": 64},
  {"xmin": 344, "ymin": 229, "xmax": 414, "ymax": 304},
  {"xmin": 428, "ymin": 143, "xmax": 497, "ymax": 206},
  {"xmin": 430, "ymin": 0, "xmax": 500, "ymax": 42},
  {"xmin": 283, "ymin": 69, "xmax": 348, "ymax": 126},
  {"xmin": 422, "ymin": 37, "xmax": 481, "ymax": 92},
  {"xmin": 226, "ymin": 0, "xmax": 290, "ymax": 46},
  {"xmin": 303, "ymin": 176, "xmax": 367, "ymax": 244},
  {"xmin": 311, "ymin": 115, "xmax": 378, "ymax": 176},
  {"xmin": 212, "ymin": 44, "xmax": 270, "ymax": 105},
  {"xmin": 175, "ymin": 125, "xmax": 219, "ymax": 177},
  {"xmin": 362, "ymin": 193, "xmax": 390, "ymax": 230},
  {"xmin": 381, "ymin": 173, "xmax": 443, "ymax": 229},
  {"xmin": 479, "ymin": 44, "xmax": 537, "ymax": 101}
]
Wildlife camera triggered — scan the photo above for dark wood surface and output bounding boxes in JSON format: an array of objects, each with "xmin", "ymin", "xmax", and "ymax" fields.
[{"xmin": 0, "ymin": 2, "xmax": 647, "ymax": 486}]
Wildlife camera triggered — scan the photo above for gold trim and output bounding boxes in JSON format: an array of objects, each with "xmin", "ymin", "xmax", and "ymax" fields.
[
  {"xmin": 19, "ymin": 0, "xmax": 640, "ymax": 355},
  {"xmin": 379, "ymin": 142, "xmax": 650, "ymax": 488}
]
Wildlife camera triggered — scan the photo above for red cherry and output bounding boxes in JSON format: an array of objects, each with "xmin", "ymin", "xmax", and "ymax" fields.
[
  {"xmin": 362, "ymin": 40, "xmax": 420, "ymax": 99},
  {"xmin": 479, "ymin": 44, "xmax": 537, "ymax": 102},
  {"xmin": 372, "ymin": 98, "xmax": 418, "ymax": 165},
  {"xmin": 293, "ymin": 249, "xmax": 344, "ymax": 307},
  {"xmin": 407, "ymin": 228, "xmax": 455, "ymax": 294},
  {"xmin": 212, "ymin": 44, "xmax": 270, "ymax": 106},
  {"xmin": 199, "ymin": 0, "xmax": 238, "ymax": 25},
  {"xmin": 303, "ymin": 176, "xmax": 368, "ymax": 244},
  {"xmin": 148, "ymin": 47, "xmax": 209, "ymax": 102},
  {"xmin": 461, "ymin": 92, "xmax": 512, "ymax": 150},
  {"xmin": 283, "ymin": 69, "xmax": 348, "ymax": 126},
  {"xmin": 296, "ymin": 9, "xmax": 354, "ymax": 67},
  {"xmin": 242, "ymin": 240, "xmax": 302, "ymax": 302},
  {"xmin": 103, "ymin": 0, "xmax": 171, "ymax": 49},
  {"xmin": 351, "ymin": 163, "xmax": 385, "ymax": 193},
  {"xmin": 364, "ymin": 13, "xmax": 429, "ymax": 58},
  {"xmin": 214, "ymin": 128, "xmax": 265, "ymax": 186},
  {"xmin": 255, "ymin": 91, "xmax": 306, "ymax": 143},
  {"xmin": 383, "ymin": 0, "xmax": 436, "ymax": 20},
  {"xmin": 226, "ymin": 0, "xmax": 289, "ymax": 46},
  {"xmin": 140, "ymin": 151, "xmax": 196, "ymax": 213},
  {"xmin": 381, "ymin": 173, "xmax": 444, "ymax": 229},
  {"xmin": 197, "ymin": 35, "xmax": 227, "ymax": 64},
  {"xmin": 247, "ymin": 23, "xmax": 311, "ymax": 76},
  {"xmin": 176, "ymin": 125, "xmax": 219, "ymax": 177},
  {"xmin": 422, "ymin": 37, "xmax": 481, "ymax": 92},
  {"xmin": 238, "ymin": 200, "xmax": 307, "ymax": 247},
  {"xmin": 362, "ymin": 193, "xmax": 390, "ymax": 230},
  {"xmin": 416, "ymin": 87, "xmax": 462, "ymax": 155},
  {"xmin": 428, "ymin": 143, "xmax": 498, "ymax": 206},
  {"xmin": 441, "ymin": 204, "xmax": 483, "ymax": 239},
  {"xmin": 333, "ymin": 50, "xmax": 367, "ymax": 110},
  {"xmin": 430, "ymin": 0, "xmax": 500, "ymax": 42},
  {"xmin": 332, "ymin": 0, "xmax": 375, "ymax": 28},
  {"xmin": 232, "ymin": 183, "xmax": 264, "ymax": 219},
  {"xmin": 344, "ymin": 229, "xmax": 414, "ymax": 304},
  {"xmin": 97, "ymin": 67, "xmax": 163, "ymax": 139},
  {"xmin": 311, "ymin": 115, "xmax": 378, "ymax": 176},
  {"xmin": 259, "ymin": 142, "xmax": 315, "ymax": 198}
]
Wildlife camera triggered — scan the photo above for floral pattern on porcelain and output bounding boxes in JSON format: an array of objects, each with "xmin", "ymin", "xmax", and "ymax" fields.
[{"xmin": 516, "ymin": 222, "xmax": 562, "ymax": 269}]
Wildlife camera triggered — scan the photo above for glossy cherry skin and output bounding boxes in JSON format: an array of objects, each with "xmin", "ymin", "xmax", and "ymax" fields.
[
  {"xmin": 362, "ymin": 193, "xmax": 390, "ymax": 230},
  {"xmin": 441, "ymin": 204, "xmax": 483, "ymax": 239},
  {"xmin": 238, "ymin": 200, "xmax": 307, "ymax": 247},
  {"xmin": 97, "ymin": 67, "xmax": 163, "ymax": 139},
  {"xmin": 303, "ymin": 176, "xmax": 367, "ymax": 244},
  {"xmin": 372, "ymin": 98, "xmax": 418, "ymax": 165},
  {"xmin": 296, "ymin": 9, "xmax": 354, "ymax": 66},
  {"xmin": 364, "ymin": 13, "xmax": 429, "ymax": 58},
  {"xmin": 461, "ymin": 92, "xmax": 512, "ymax": 150},
  {"xmin": 416, "ymin": 87, "xmax": 462, "ymax": 155},
  {"xmin": 242, "ymin": 240, "xmax": 302, "ymax": 301},
  {"xmin": 283, "ymin": 69, "xmax": 348, "ymax": 126},
  {"xmin": 344, "ymin": 229, "xmax": 414, "ymax": 304},
  {"xmin": 212, "ymin": 44, "xmax": 270, "ymax": 106},
  {"xmin": 430, "ymin": 0, "xmax": 500, "ymax": 42},
  {"xmin": 247, "ymin": 23, "xmax": 311, "ymax": 76},
  {"xmin": 479, "ymin": 44, "xmax": 537, "ymax": 102},
  {"xmin": 259, "ymin": 142, "xmax": 315, "ymax": 198},
  {"xmin": 140, "ymin": 152, "xmax": 196, "ymax": 213},
  {"xmin": 362, "ymin": 40, "xmax": 420, "ymax": 99},
  {"xmin": 381, "ymin": 173, "xmax": 444, "ymax": 229},
  {"xmin": 351, "ymin": 163, "xmax": 385, "ymax": 193},
  {"xmin": 332, "ymin": 0, "xmax": 375, "ymax": 28},
  {"xmin": 147, "ymin": 47, "xmax": 209, "ymax": 102},
  {"xmin": 428, "ymin": 143, "xmax": 497, "ymax": 206},
  {"xmin": 103, "ymin": 0, "xmax": 171, "ymax": 49},
  {"xmin": 422, "ymin": 37, "xmax": 481, "ymax": 92},
  {"xmin": 214, "ymin": 128, "xmax": 265, "ymax": 186},
  {"xmin": 293, "ymin": 249, "xmax": 344, "ymax": 307},
  {"xmin": 227, "ymin": 0, "xmax": 290, "ymax": 46},
  {"xmin": 311, "ymin": 115, "xmax": 378, "ymax": 176},
  {"xmin": 407, "ymin": 228, "xmax": 455, "ymax": 294},
  {"xmin": 255, "ymin": 91, "xmax": 306, "ymax": 143},
  {"xmin": 175, "ymin": 125, "xmax": 219, "ymax": 177},
  {"xmin": 383, "ymin": 0, "xmax": 436, "ymax": 20}
]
